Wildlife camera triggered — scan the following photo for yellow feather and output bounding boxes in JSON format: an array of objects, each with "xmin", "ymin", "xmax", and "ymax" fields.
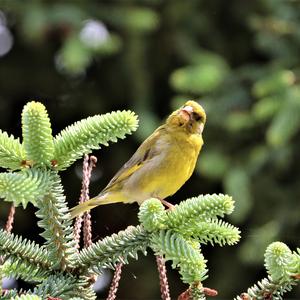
[{"xmin": 69, "ymin": 192, "xmax": 127, "ymax": 218}]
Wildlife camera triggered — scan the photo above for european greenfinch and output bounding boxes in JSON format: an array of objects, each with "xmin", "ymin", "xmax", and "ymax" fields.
[{"xmin": 70, "ymin": 100, "xmax": 206, "ymax": 218}]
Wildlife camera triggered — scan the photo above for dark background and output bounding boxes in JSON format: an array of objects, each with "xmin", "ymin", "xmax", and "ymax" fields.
[{"xmin": 0, "ymin": 0, "xmax": 300, "ymax": 298}]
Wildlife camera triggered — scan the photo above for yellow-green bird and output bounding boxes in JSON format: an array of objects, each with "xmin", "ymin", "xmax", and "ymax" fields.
[{"xmin": 70, "ymin": 100, "xmax": 206, "ymax": 218}]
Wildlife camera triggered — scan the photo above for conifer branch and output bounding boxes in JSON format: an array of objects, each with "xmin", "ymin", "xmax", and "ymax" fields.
[
  {"xmin": 235, "ymin": 275, "xmax": 297, "ymax": 300},
  {"xmin": 53, "ymin": 110, "xmax": 138, "ymax": 170},
  {"xmin": 178, "ymin": 219, "xmax": 241, "ymax": 246},
  {"xmin": 138, "ymin": 198, "xmax": 167, "ymax": 231},
  {"xmin": 32, "ymin": 274, "xmax": 88, "ymax": 300},
  {"xmin": 0, "ymin": 130, "xmax": 25, "ymax": 170},
  {"xmin": 0, "ymin": 229, "xmax": 51, "ymax": 269},
  {"xmin": 0, "ymin": 169, "xmax": 52, "ymax": 208},
  {"xmin": 0, "ymin": 229, "xmax": 51, "ymax": 282},
  {"xmin": 165, "ymin": 194, "xmax": 234, "ymax": 228},
  {"xmin": 21, "ymin": 101, "xmax": 54, "ymax": 167},
  {"xmin": 150, "ymin": 230, "xmax": 208, "ymax": 284},
  {"xmin": 77, "ymin": 225, "xmax": 149, "ymax": 274},
  {"xmin": 35, "ymin": 173, "xmax": 77, "ymax": 270},
  {"xmin": 71, "ymin": 276, "xmax": 97, "ymax": 300},
  {"xmin": 2, "ymin": 259, "xmax": 49, "ymax": 282},
  {"xmin": 236, "ymin": 242, "xmax": 300, "ymax": 300},
  {"xmin": 139, "ymin": 197, "xmax": 239, "ymax": 291},
  {"xmin": 265, "ymin": 242, "xmax": 298, "ymax": 282},
  {"xmin": 139, "ymin": 198, "xmax": 240, "ymax": 247}
]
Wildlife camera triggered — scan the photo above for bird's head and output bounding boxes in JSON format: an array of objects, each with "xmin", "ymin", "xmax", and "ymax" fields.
[{"xmin": 166, "ymin": 100, "xmax": 206, "ymax": 134}]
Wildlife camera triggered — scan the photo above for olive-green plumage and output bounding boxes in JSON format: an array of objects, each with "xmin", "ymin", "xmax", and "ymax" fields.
[{"xmin": 70, "ymin": 101, "xmax": 206, "ymax": 218}]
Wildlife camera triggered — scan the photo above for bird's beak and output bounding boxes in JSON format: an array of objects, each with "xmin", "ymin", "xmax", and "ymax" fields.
[
  {"xmin": 181, "ymin": 105, "xmax": 194, "ymax": 115},
  {"xmin": 178, "ymin": 105, "xmax": 194, "ymax": 122}
]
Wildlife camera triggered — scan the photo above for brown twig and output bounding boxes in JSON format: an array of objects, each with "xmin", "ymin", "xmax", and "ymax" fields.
[
  {"xmin": 156, "ymin": 255, "xmax": 171, "ymax": 300},
  {"xmin": 5, "ymin": 204, "xmax": 15, "ymax": 233},
  {"xmin": 73, "ymin": 154, "xmax": 97, "ymax": 249},
  {"xmin": 83, "ymin": 156, "xmax": 97, "ymax": 248},
  {"xmin": 83, "ymin": 211, "xmax": 93, "ymax": 248},
  {"xmin": 203, "ymin": 287, "xmax": 218, "ymax": 297},
  {"xmin": 106, "ymin": 262, "xmax": 124, "ymax": 300},
  {"xmin": 0, "ymin": 205, "xmax": 16, "ymax": 265},
  {"xmin": 177, "ymin": 289, "xmax": 190, "ymax": 300},
  {"xmin": 178, "ymin": 284, "xmax": 218, "ymax": 300}
]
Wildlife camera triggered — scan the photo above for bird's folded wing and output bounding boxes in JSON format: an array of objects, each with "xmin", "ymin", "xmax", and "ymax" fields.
[{"xmin": 101, "ymin": 128, "xmax": 164, "ymax": 193}]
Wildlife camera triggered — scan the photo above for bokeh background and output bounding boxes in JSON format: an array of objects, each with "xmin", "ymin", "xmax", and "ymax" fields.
[{"xmin": 0, "ymin": 0, "xmax": 300, "ymax": 299}]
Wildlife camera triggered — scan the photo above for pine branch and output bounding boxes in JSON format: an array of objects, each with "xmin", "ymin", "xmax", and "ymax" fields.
[
  {"xmin": 21, "ymin": 101, "xmax": 54, "ymax": 167},
  {"xmin": 72, "ymin": 276, "xmax": 97, "ymax": 300},
  {"xmin": 236, "ymin": 242, "xmax": 300, "ymax": 300},
  {"xmin": 138, "ymin": 198, "xmax": 167, "ymax": 231},
  {"xmin": 0, "ymin": 229, "xmax": 51, "ymax": 282},
  {"xmin": 53, "ymin": 110, "xmax": 138, "ymax": 170},
  {"xmin": 32, "ymin": 274, "xmax": 88, "ymax": 300},
  {"xmin": 0, "ymin": 169, "xmax": 52, "ymax": 208},
  {"xmin": 35, "ymin": 173, "xmax": 77, "ymax": 270},
  {"xmin": 0, "ymin": 229, "xmax": 51, "ymax": 269},
  {"xmin": 265, "ymin": 242, "xmax": 298, "ymax": 282},
  {"xmin": 150, "ymin": 230, "xmax": 208, "ymax": 284},
  {"xmin": 138, "ymin": 195, "xmax": 235, "ymax": 232},
  {"xmin": 177, "ymin": 219, "xmax": 241, "ymax": 247},
  {"xmin": 0, "ymin": 130, "xmax": 25, "ymax": 170},
  {"xmin": 165, "ymin": 194, "xmax": 235, "ymax": 228},
  {"xmin": 2, "ymin": 258, "xmax": 49, "ymax": 282},
  {"xmin": 139, "ymin": 198, "xmax": 239, "ymax": 246},
  {"xmin": 77, "ymin": 225, "xmax": 148, "ymax": 274},
  {"xmin": 235, "ymin": 275, "xmax": 297, "ymax": 300}
]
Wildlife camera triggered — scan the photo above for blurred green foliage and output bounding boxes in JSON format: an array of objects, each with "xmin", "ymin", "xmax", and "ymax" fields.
[{"xmin": 0, "ymin": 0, "xmax": 300, "ymax": 298}]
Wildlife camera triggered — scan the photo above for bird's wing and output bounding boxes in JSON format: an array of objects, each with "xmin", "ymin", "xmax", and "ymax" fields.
[{"xmin": 100, "ymin": 126, "xmax": 166, "ymax": 193}]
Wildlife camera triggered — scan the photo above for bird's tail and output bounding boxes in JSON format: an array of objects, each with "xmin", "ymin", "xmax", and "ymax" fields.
[
  {"xmin": 69, "ymin": 199, "xmax": 98, "ymax": 219},
  {"xmin": 69, "ymin": 192, "xmax": 125, "ymax": 219}
]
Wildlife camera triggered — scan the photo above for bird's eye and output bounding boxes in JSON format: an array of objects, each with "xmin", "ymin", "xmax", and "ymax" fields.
[{"xmin": 192, "ymin": 112, "xmax": 202, "ymax": 122}]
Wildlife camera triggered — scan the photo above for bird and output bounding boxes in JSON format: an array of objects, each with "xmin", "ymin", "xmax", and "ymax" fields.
[{"xmin": 69, "ymin": 100, "xmax": 206, "ymax": 218}]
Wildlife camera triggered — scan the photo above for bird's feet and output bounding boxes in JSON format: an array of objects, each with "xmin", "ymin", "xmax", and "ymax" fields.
[{"xmin": 159, "ymin": 198, "xmax": 175, "ymax": 210}]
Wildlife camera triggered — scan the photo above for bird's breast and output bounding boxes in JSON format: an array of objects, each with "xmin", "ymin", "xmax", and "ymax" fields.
[{"xmin": 124, "ymin": 131, "xmax": 203, "ymax": 203}]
